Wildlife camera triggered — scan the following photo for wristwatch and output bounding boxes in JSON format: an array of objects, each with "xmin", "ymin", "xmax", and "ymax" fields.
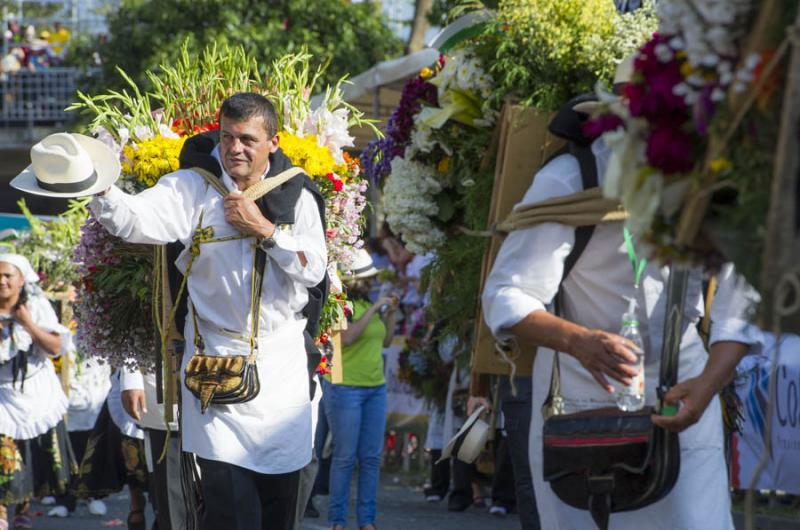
[{"xmin": 258, "ymin": 228, "xmax": 279, "ymax": 251}]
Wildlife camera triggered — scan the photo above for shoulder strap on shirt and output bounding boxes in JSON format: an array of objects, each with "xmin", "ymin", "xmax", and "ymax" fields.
[
  {"xmin": 560, "ymin": 142, "xmax": 598, "ymax": 282},
  {"xmin": 542, "ymin": 140, "xmax": 600, "ymax": 419},
  {"xmin": 189, "ymin": 166, "xmax": 304, "ymax": 201}
]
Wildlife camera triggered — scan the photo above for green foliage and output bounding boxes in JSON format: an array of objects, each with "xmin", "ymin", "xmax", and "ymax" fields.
[
  {"xmin": 489, "ymin": 0, "xmax": 656, "ymax": 110},
  {"xmin": 148, "ymin": 42, "xmax": 261, "ymax": 134},
  {"xmin": 100, "ymin": 0, "xmax": 403, "ymax": 93},
  {"xmin": 419, "ymin": 124, "xmax": 494, "ymax": 346},
  {"xmin": 1, "ymin": 199, "xmax": 88, "ymax": 291}
]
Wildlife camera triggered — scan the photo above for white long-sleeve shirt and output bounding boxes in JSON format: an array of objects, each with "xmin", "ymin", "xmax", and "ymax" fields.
[
  {"xmin": 481, "ymin": 139, "xmax": 757, "ymax": 529},
  {"xmin": 91, "ymin": 151, "xmax": 326, "ymax": 473}
]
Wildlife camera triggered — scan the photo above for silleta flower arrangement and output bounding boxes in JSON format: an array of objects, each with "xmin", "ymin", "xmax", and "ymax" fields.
[
  {"xmin": 595, "ymin": 0, "xmax": 793, "ymax": 286},
  {"xmin": 378, "ymin": 46, "xmax": 497, "ymax": 255},
  {"xmin": 1, "ymin": 199, "xmax": 87, "ymax": 292},
  {"xmin": 69, "ymin": 44, "xmax": 373, "ymax": 370}
]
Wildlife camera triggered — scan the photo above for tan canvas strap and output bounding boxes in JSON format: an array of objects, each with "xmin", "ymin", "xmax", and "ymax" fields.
[
  {"xmin": 189, "ymin": 166, "xmax": 303, "ymax": 200},
  {"xmin": 459, "ymin": 188, "xmax": 627, "ymax": 238},
  {"xmin": 496, "ymin": 188, "xmax": 627, "ymax": 235}
]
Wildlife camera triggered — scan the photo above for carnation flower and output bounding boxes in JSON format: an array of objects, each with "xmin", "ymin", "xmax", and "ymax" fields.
[{"xmin": 645, "ymin": 126, "xmax": 694, "ymax": 174}]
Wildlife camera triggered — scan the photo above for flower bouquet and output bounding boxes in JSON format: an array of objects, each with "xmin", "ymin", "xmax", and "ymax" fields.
[
  {"xmin": 596, "ymin": 0, "xmax": 797, "ymax": 295},
  {"xmin": 68, "ymin": 43, "xmax": 374, "ymax": 371},
  {"xmin": 369, "ymin": 2, "xmax": 655, "ymax": 365},
  {"xmin": 1, "ymin": 199, "xmax": 87, "ymax": 292}
]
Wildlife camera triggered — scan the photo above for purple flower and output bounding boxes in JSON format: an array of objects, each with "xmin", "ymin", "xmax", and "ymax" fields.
[{"xmin": 360, "ymin": 75, "xmax": 437, "ymax": 184}]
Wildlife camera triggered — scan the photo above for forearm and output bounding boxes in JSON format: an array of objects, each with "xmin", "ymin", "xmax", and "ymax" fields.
[
  {"xmin": 25, "ymin": 324, "xmax": 61, "ymax": 356},
  {"xmin": 508, "ymin": 309, "xmax": 589, "ymax": 357},
  {"xmin": 90, "ymin": 182, "xmax": 191, "ymax": 244},
  {"xmin": 703, "ymin": 341, "xmax": 750, "ymax": 393},
  {"xmin": 382, "ymin": 310, "xmax": 397, "ymax": 347}
]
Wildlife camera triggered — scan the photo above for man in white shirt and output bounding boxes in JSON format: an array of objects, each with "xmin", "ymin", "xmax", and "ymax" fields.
[
  {"xmin": 91, "ymin": 93, "xmax": 327, "ymax": 530},
  {"xmin": 481, "ymin": 136, "xmax": 759, "ymax": 529}
]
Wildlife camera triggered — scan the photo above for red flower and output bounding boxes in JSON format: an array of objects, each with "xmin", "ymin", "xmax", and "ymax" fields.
[
  {"xmin": 645, "ymin": 126, "xmax": 694, "ymax": 174},
  {"xmin": 582, "ymin": 113, "xmax": 623, "ymax": 139},
  {"xmin": 333, "ymin": 179, "xmax": 344, "ymax": 192}
]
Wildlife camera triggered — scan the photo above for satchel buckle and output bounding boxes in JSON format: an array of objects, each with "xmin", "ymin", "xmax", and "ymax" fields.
[
  {"xmin": 542, "ymin": 395, "xmax": 565, "ymax": 420},
  {"xmin": 587, "ymin": 475, "xmax": 614, "ymax": 530}
]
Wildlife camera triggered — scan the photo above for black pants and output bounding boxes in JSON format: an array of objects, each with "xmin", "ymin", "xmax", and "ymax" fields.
[
  {"xmin": 502, "ymin": 399, "xmax": 541, "ymax": 530},
  {"xmin": 425, "ymin": 449, "xmax": 449, "ymax": 497},
  {"xmin": 197, "ymin": 457, "xmax": 300, "ymax": 530},
  {"xmin": 425, "ymin": 449, "xmax": 473, "ymax": 510},
  {"xmin": 146, "ymin": 429, "xmax": 175, "ymax": 530},
  {"xmin": 491, "ymin": 431, "xmax": 517, "ymax": 511},
  {"xmin": 58, "ymin": 430, "xmax": 92, "ymax": 512}
]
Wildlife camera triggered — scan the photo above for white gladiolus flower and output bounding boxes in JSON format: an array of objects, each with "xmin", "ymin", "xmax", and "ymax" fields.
[
  {"xmin": 602, "ymin": 124, "xmax": 645, "ymax": 201},
  {"xmin": 623, "ymin": 170, "xmax": 664, "ymax": 237}
]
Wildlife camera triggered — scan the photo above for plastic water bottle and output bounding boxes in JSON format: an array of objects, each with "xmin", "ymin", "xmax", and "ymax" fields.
[{"xmin": 615, "ymin": 298, "xmax": 645, "ymax": 411}]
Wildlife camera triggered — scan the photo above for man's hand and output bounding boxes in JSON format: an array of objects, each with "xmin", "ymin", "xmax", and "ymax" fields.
[
  {"xmin": 570, "ymin": 329, "xmax": 640, "ymax": 394},
  {"xmin": 121, "ymin": 389, "xmax": 147, "ymax": 421},
  {"xmin": 467, "ymin": 396, "xmax": 491, "ymax": 416},
  {"xmin": 651, "ymin": 375, "xmax": 716, "ymax": 432},
  {"xmin": 223, "ymin": 193, "xmax": 274, "ymax": 238}
]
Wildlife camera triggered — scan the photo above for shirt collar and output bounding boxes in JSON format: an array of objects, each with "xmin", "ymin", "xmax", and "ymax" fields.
[{"xmin": 212, "ymin": 145, "xmax": 270, "ymax": 193}]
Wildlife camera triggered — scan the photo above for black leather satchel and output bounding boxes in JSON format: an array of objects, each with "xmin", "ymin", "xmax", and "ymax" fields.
[{"xmin": 541, "ymin": 268, "xmax": 690, "ymax": 529}]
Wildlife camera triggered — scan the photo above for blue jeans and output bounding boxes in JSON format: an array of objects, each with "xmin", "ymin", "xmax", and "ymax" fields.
[{"xmin": 323, "ymin": 380, "xmax": 387, "ymax": 527}]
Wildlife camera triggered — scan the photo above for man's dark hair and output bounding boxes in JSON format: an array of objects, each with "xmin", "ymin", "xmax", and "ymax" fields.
[{"xmin": 219, "ymin": 93, "xmax": 279, "ymax": 137}]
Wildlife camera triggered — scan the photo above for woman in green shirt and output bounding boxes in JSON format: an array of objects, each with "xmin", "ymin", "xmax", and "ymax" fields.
[{"xmin": 325, "ymin": 250, "xmax": 397, "ymax": 530}]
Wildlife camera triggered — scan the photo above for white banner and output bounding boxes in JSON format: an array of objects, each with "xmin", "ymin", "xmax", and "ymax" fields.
[
  {"xmin": 732, "ymin": 333, "xmax": 800, "ymax": 494},
  {"xmin": 384, "ymin": 337, "xmax": 429, "ymax": 426}
]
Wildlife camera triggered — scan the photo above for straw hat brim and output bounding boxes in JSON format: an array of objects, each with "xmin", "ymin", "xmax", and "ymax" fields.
[
  {"xmin": 10, "ymin": 134, "xmax": 121, "ymax": 198},
  {"xmin": 437, "ymin": 406, "xmax": 490, "ymax": 464},
  {"xmin": 351, "ymin": 266, "xmax": 379, "ymax": 280}
]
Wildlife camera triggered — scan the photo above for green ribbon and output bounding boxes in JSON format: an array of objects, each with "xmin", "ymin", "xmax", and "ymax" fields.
[{"xmin": 623, "ymin": 227, "xmax": 647, "ymax": 289}]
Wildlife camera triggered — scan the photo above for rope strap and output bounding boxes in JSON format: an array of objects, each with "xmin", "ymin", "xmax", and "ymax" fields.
[{"xmin": 459, "ymin": 188, "xmax": 627, "ymax": 238}]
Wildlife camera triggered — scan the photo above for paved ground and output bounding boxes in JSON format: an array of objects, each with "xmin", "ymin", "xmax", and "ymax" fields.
[
  {"xmin": 25, "ymin": 473, "xmax": 520, "ymax": 530},
  {"xmin": 22, "ymin": 479, "xmax": 800, "ymax": 529}
]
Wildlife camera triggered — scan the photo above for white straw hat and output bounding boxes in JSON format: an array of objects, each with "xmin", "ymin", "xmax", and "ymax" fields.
[
  {"xmin": 437, "ymin": 406, "xmax": 491, "ymax": 464},
  {"xmin": 10, "ymin": 132, "xmax": 121, "ymax": 198},
  {"xmin": 348, "ymin": 248, "xmax": 379, "ymax": 280}
]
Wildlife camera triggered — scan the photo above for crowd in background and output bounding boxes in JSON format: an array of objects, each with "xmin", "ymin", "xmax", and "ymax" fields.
[{"xmin": 2, "ymin": 18, "xmax": 72, "ymax": 77}]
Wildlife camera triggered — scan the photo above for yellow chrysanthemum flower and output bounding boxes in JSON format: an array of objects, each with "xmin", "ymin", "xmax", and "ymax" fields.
[
  {"xmin": 123, "ymin": 135, "xmax": 188, "ymax": 188},
  {"xmin": 279, "ymin": 131, "xmax": 335, "ymax": 178}
]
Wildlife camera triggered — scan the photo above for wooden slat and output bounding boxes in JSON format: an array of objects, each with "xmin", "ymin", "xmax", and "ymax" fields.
[
  {"xmin": 760, "ymin": 11, "xmax": 800, "ymax": 334},
  {"xmin": 471, "ymin": 104, "xmax": 563, "ymax": 376}
]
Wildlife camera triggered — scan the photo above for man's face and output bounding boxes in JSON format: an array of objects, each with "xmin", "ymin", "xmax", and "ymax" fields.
[{"xmin": 219, "ymin": 115, "xmax": 279, "ymax": 183}]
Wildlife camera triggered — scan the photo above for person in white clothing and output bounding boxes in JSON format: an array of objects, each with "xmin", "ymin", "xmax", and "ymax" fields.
[
  {"xmin": 482, "ymin": 134, "xmax": 760, "ymax": 529},
  {"xmin": 90, "ymin": 93, "xmax": 327, "ymax": 530},
  {"xmin": 0, "ymin": 254, "xmax": 73, "ymax": 530}
]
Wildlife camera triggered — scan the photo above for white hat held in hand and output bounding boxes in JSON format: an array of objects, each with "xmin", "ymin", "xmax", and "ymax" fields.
[
  {"xmin": 11, "ymin": 132, "xmax": 121, "ymax": 198},
  {"xmin": 347, "ymin": 248, "xmax": 379, "ymax": 280},
  {"xmin": 437, "ymin": 405, "xmax": 491, "ymax": 464}
]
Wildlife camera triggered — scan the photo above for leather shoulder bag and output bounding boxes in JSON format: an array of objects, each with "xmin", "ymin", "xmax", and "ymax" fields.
[{"xmin": 541, "ymin": 267, "xmax": 689, "ymax": 530}]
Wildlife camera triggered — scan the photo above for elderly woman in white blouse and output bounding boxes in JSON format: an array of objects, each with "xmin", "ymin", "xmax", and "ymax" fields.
[{"xmin": 0, "ymin": 254, "xmax": 72, "ymax": 530}]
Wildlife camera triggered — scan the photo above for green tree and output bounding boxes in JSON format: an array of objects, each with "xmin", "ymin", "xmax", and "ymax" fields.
[{"xmin": 99, "ymin": 0, "xmax": 403, "ymax": 91}]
